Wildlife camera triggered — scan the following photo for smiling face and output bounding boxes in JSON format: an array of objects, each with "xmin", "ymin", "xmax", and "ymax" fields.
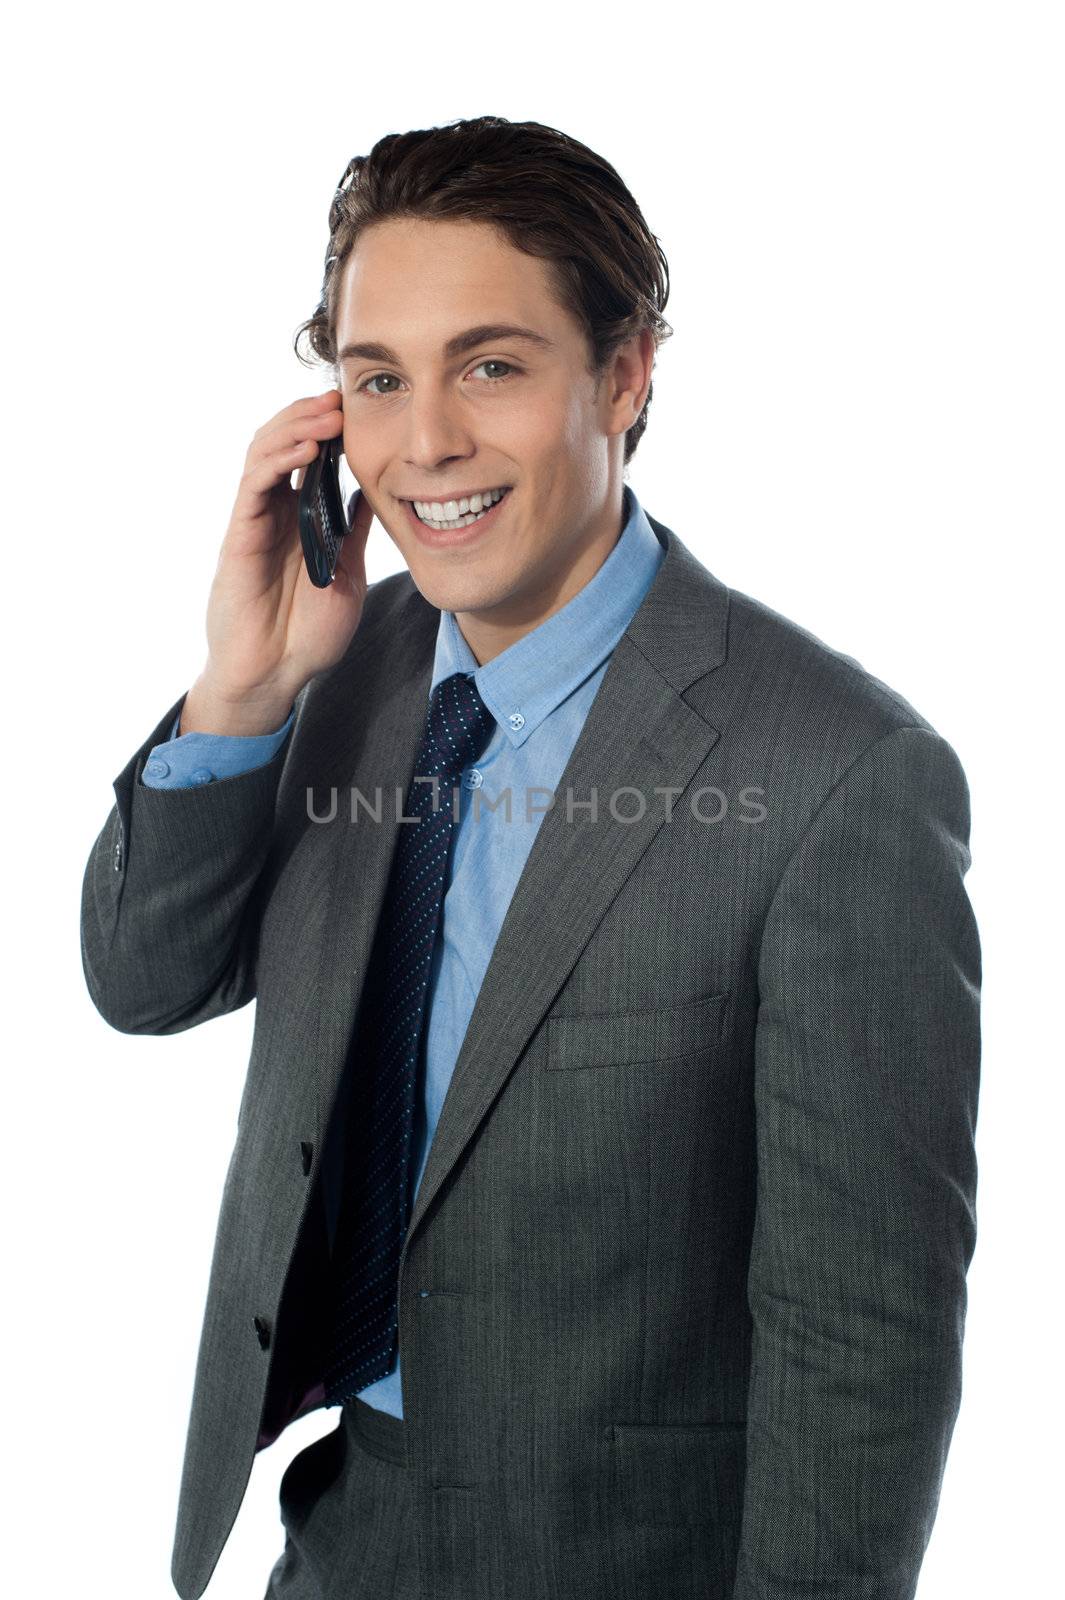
[{"xmin": 333, "ymin": 216, "xmax": 653, "ymax": 665}]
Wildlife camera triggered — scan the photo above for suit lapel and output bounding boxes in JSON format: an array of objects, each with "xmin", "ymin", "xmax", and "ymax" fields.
[{"xmin": 311, "ymin": 515, "xmax": 729, "ymax": 1259}]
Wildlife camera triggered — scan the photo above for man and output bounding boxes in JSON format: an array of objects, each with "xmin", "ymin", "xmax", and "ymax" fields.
[{"xmin": 81, "ymin": 117, "xmax": 980, "ymax": 1600}]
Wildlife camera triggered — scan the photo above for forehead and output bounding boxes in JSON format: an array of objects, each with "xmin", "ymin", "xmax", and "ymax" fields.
[{"xmin": 334, "ymin": 216, "xmax": 570, "ymax": 345}]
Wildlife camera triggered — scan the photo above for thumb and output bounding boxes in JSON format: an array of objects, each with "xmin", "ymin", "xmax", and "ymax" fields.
[{"xmin": 332, "ymin": 486, "xmax": 373, "ymax": 589}]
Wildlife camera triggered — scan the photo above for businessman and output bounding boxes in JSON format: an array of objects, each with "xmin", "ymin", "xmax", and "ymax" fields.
[{"xmin": 81, "ymin": 117, "xmax": 981, "ymax": 1600}]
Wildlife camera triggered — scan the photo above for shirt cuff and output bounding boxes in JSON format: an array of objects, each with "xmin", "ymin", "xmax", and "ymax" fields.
[{"xmin": 140, "ymin": 708, "xmax": 296, "ymax": 788}]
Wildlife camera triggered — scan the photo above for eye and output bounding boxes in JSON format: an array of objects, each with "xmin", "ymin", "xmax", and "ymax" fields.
[
  {"xmin": 354, "ymin": 359, "xmax": 521, "ymax": 397},
  {"xmin": 357, "ymin": 372, "xmax": 402, "ymax": 397},
  {"xmin": 470, "ymin": 359, "xmax": 518, "ymax": 384}
]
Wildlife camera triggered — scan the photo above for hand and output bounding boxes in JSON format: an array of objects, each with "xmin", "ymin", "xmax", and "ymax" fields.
[{"xmin": 193, "ymin": 388, "xmax": 372, "ymax": 714}]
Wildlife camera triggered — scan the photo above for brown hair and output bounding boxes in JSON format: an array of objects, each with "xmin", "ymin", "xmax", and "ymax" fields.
[{"xmin": 293, "ymin": 116, "xmax": 673, "ymax": 467}]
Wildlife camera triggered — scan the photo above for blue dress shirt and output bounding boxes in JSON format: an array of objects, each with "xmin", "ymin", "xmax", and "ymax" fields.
[{"xmin": 142, "ymin": 483, "xmax": 665, "ymax": 1417}]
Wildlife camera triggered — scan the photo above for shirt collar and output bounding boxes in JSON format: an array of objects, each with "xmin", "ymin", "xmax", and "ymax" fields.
[{"xmin": 428, "ymin": 483, "xmax": 665, "ymax": 748}]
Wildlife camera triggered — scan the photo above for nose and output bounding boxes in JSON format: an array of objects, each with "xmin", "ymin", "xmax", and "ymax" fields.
[{"xmin": 402, "ymin": 379, "xmax": 476, "ymax": 472}]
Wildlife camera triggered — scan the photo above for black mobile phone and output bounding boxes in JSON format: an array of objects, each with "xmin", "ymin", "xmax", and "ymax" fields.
[{"xmin": 298, "ymin": 428, "xmax": 361, "ymax": 587}]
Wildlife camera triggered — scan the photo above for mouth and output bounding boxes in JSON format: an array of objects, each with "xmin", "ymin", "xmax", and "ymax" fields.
[{"xmin": 401, "ymin": 486, "xmax": 513, "ymax": 547}]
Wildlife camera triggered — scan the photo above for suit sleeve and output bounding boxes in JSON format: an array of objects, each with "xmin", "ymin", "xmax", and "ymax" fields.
[
  {"xmin": 733, "ymin": 724, "xmax": 981, "ymax": 1600},
  {"xmin": 80, "ymin": 687, "xmax": 302, "ymax": 1036}
]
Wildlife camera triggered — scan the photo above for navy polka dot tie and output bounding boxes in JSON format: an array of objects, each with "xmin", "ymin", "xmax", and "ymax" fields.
[{"xmin": 322, "ymin": 671, "xmax": 496, "ymax": 1405}]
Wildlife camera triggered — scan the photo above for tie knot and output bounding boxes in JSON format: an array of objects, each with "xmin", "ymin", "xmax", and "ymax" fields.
[{"xmin": 425, "ymin": 671, "xmax": 495, "ymax": 774}]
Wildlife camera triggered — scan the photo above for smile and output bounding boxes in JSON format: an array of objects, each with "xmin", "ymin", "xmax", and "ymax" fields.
[
  {"xmin": 404, "ymin": 485, "xmax": 511, "ymax": 530},
  {"xmin": 402, "ymin": 486, "xmax": 513, "ymax": 547}
]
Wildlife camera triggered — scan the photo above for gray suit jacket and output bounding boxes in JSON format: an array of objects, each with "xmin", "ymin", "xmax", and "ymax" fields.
[{"xmin": 81, "ymin": 514, "xmax": 980, "ymax": 1600}]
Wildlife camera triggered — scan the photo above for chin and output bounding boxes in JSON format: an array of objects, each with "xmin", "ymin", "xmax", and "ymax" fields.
[
  {"xmin": 410, "ymin": 575, "xmax": 487, "ymax": 614},
  {"xmin": 405, "ymin": 565, "xmax": 507, "ymax": 617}
]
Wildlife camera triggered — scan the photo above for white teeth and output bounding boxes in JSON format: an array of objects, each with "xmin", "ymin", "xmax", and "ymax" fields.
[
  {"xmin": 412, "ymin": 487, "xmax": 509, "ymax": 530},
  {"xmin": 414, "ymin": 487, "xmax": 507, "ymax": 521}
]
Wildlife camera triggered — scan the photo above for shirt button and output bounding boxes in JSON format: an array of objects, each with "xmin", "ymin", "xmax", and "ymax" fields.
[
  {"xmin": 189, "ymin": 767, "xmax": 215, "ymax": 785},
  {"xmin": 145, "ymin": 758, "xmax": 170, "ymax": 778},
  {"xmin": 464, "ymin": 769, "xmax": 484, "ymax": 789},
  {"xmin": 508, "ymin": 712, "xmax": 525, "ymax": 730}
]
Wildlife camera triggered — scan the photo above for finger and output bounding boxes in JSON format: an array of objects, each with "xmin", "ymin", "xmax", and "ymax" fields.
[
  {"xmin": 347, "ymin": 486, "xmax": 374, "ymax": 544},
  {"xmin": 241, "ymin": 437, "xmax": 318, "ymax": 497},
  {"xmin": 258, "ymin": 389, "xmax": 341, "ymax": 436},
  {"xmin": 254, "ymin": 405, "xmax": 342, "ymax": 457},
  {"xmin": 332, "ymin": 489, "xmax": 373, "ymax": 588}
]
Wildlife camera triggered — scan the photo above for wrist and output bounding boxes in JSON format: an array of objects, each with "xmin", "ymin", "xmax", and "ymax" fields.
[{"xmin": 179, "ymin": 673, "xmax": 297, "ymax": 738}]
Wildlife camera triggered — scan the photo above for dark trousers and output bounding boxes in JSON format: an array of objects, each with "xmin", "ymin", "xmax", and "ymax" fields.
[{"xmin": 265, "ymin": 1399, "xmax": 418, "ymax": 1600}]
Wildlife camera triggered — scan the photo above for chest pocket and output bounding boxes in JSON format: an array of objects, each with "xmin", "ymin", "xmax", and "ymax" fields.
[{"xmin": 544, "ymin": 990, "xmax": 727, "ymax": 1071}]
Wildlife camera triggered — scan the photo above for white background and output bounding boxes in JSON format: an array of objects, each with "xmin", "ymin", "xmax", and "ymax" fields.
[{"xmin": 3, "ymin": 2, "xmax": 1060, "ymax": 1595}]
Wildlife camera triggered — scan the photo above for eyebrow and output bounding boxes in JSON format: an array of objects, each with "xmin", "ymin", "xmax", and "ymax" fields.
[{"xmin": 336, "ymin": 322, "xmax": 556, "ymax": 366}]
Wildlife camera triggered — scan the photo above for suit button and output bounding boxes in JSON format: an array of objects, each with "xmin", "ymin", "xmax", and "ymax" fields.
[
  {"xmin": 300, "ymin": 1141, "xmax": 313, "ymax": 1175},
  {"xmin": 113, "ymin": 838, "xmax": 123, "ymax": 872},
  {"xmin": 253, "ymin": 1315, "xmax": 271, "ymax": 1349}
]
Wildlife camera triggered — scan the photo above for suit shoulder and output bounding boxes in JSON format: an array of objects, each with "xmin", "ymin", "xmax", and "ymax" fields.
[
  {"xmin": 335, "ymin": 567, "xmax": 428, "ymax": 661},
  {"xmin": 290, "ymin": 567, "xmax": 429, "ymax": 725},
  {"xmin": 698, "ymin": 581, "xmax": 974, "ymax": 870},
  {"xmin": 361, "ymin": 567, "xmax": 421, "ymax": 625},
  {"xmin": 723, "ymin": 583, "xmax": 941, "ymax": 748}
]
